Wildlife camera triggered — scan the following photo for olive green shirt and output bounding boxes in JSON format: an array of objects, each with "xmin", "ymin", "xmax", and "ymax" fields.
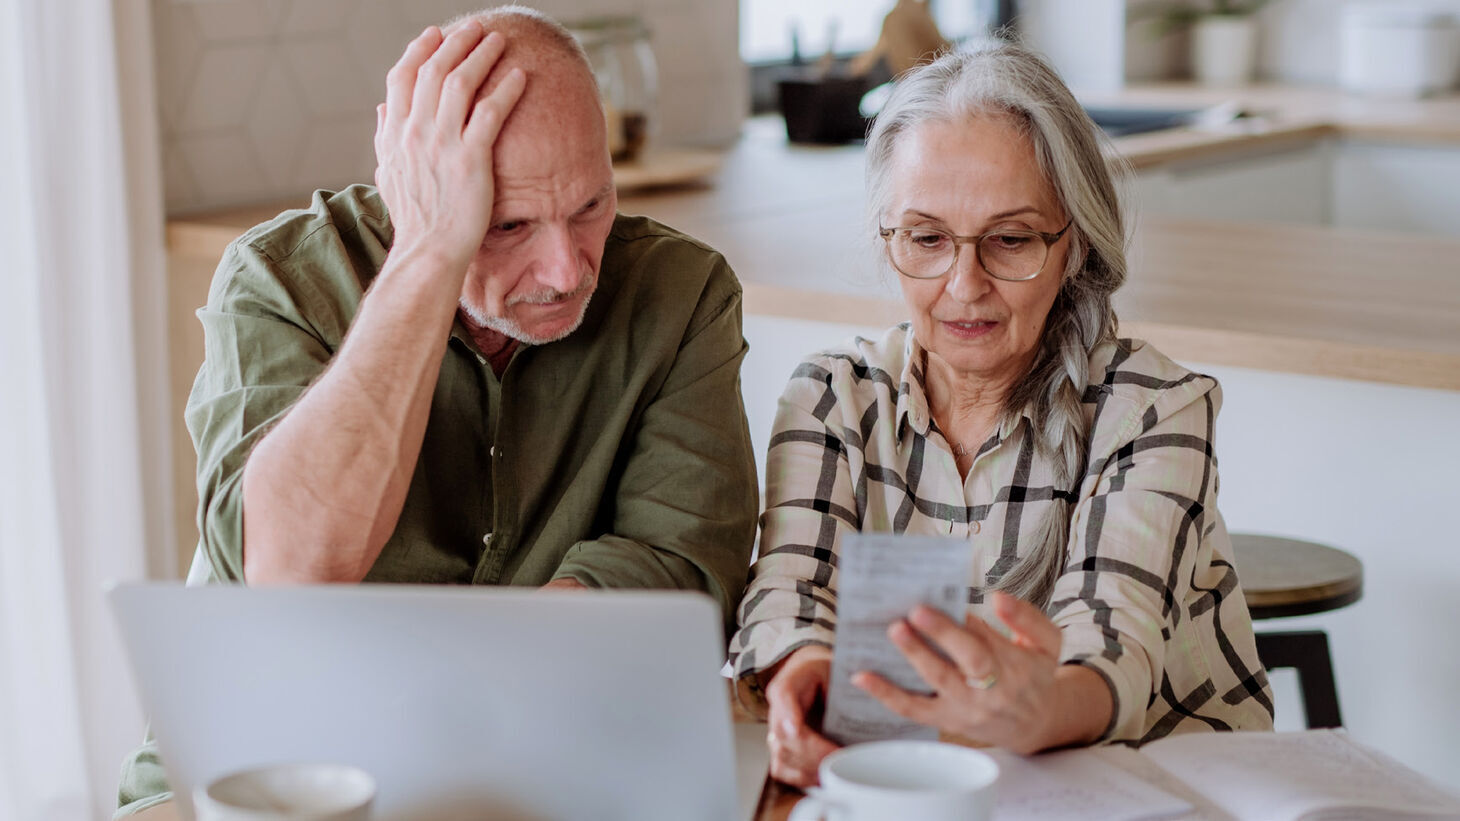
[{"xmin": 117, "ymin": 185, "xmax": 758, "ymax": 815}]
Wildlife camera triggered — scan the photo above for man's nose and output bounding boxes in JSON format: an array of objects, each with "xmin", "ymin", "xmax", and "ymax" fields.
[
  {"xmin": 536, "ymin": 225, "xmax": 582, "ymax": 294},
  {"xmin": 946, "ymin": 243, "xmax": 993, "ymax": 304}
]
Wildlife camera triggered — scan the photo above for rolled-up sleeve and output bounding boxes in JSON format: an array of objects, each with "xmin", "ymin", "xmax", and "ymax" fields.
[
  {"xmin": 185, "ymin": 240, "xmax": 341, "ymax": 582},
  {"xmin": 1051, "ymin": 376, "xmax": 1239, "ymax": 742},
  {"xmin": 728, "ymin": 359, "xmax": 860, "ymax": 709}
]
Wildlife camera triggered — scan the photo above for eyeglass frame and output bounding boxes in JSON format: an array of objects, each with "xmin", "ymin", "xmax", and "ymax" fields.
[{"xmin": 876, "ymin": 217, "xmax": 1075, "ymax": 282}]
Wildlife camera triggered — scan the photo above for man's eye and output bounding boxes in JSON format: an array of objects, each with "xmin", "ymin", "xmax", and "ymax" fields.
[{"xmin": 493, "ymin": 221, "xmax": 523, "ymax": 234}]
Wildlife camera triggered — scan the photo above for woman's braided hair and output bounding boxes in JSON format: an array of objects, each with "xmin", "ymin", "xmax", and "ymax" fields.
[{"xmin": 865, "ymin": 42, "xmax": 1130, "ymax": 608}]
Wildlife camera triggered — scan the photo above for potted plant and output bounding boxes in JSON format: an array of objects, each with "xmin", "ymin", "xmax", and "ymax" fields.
[{"xmin": 1136, "ymin": 0, "xmax": 1271, "ymax": 86}]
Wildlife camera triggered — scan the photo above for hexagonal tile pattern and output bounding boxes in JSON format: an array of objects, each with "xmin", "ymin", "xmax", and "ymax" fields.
[
  {"xmin": 192, "ymin": 0, "xmax": 289, "ymax": 42},
  {"xmin": 649, "ymin": 5, "xmax": 737, "ymax": 82},
  {"xmin": 246, "ymin": 64, "xmax": 311, "ymax": 191},
  {"xmin": 153, "ymin": 0, "xmax": 745, "ymax": 212},
  {"xmin": 161, "ymin": 145, "xmax": 199, "ymax": 213},
  {"xmin": 176, "ymin": 133, "xmax": 275, "ymax": 210},
  {"xmin": 281, "ymin": 0, "xmax": 359, "ymax": 37},
  {"xmin": 395, "ymin": 0, "xmax": 488, "ymax": 29},
  {"xmin": 180, "ymin": 44, "xmax": 271, "ymax": 132},
  {"xmin": 292, "ymin": 115, "xmax": 377, "ymax": 192},
  {"xmin": 152, "ymin": 3, "xmax": 204, "ymax": 135},
  {"xmin": 345, "ymin": 0, "xmax": 411, "ymax": 92},
  {"xmin": 284, "ymin": 38, "xmax": 375, "ymax": 119}
]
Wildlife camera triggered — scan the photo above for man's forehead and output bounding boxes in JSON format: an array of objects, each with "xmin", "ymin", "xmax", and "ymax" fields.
[{"xmin": 491, "ymin": 168, "xmax": 613, "ymax": 216}]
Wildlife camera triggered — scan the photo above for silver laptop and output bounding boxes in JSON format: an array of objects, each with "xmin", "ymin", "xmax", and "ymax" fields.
[{"xmin": 108, "ymin": 583, "xmax": 769, "ymax": 821}]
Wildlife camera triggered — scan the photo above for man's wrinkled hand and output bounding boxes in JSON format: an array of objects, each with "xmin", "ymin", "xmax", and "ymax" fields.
[{"xmin": 373, "ymin": 22, "xmax": 526, "ymax": 273}]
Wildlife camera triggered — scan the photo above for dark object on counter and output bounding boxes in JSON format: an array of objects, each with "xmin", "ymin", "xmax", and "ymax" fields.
[
  {"xmin": 1082, "ymin": 105, "xmax": 1200, "ymax": 137},
  {"xmin": 778, "ymin": 76, "xmax": 871, "ymax": 144}
]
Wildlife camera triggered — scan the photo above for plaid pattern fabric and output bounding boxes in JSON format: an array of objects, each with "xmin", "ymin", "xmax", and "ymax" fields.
[{"xmin": 729, "ymin": 325, "xmax": 1274, "ymax": 743}]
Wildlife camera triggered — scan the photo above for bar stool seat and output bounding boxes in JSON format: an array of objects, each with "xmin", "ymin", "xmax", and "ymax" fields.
[{"xmin": 1230, "ymin": 533, "xmax": 1364, "ymax": 729}]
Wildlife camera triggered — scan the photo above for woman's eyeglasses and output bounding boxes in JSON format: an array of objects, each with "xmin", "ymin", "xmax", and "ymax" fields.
[{"xmin": 877, "ymin": 218, "xmax": 1074, "ymax": 281}]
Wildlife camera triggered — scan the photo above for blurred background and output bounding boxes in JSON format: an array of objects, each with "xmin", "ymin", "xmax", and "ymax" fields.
[{"xmin": 3, "ymin": 1, "xmax": 1458, "ymax": 819}]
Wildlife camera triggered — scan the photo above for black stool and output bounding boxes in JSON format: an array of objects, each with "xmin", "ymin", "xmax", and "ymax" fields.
[{"xmin": 1231, "ymin": 533, "xmax": 1364, "ymax": 729}]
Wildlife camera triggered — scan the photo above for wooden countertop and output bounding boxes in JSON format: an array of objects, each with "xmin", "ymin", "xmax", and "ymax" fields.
[
  {"xmin": 166, "ymin": 87, "xmax": 1460, "ymax": 392},
  {"xmin": 1083, "ymin": 82, "xmax": 1460, "ymax": 169}
]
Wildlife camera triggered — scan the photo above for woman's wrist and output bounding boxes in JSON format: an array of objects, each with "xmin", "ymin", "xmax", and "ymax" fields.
[
  {"xmin": 758, "ymin": 643, "xmax": 833, "ymax": 690},
  {"xmin": 1036, "ymin": 664, "xmax": 1115, "ymax": 750}
]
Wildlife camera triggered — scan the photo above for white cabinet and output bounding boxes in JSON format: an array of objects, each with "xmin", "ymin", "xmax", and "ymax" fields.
[
  {"xmin": 1332, "ymin": 140, "xmax": 1460, "ymax": 238},
  {"xmin": 1133, "ymin": 144, "xmax": 1329, "ymax": 225},
  {"xmin": 1134, "ymin": 139, "xmax": 1460, "ymax": 238}
]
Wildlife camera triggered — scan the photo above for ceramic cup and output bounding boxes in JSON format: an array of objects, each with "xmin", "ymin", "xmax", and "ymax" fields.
[
  {"xmin": 193, "ymin": 763, "xmax": 376, "ymax": 821},
  {"xmin": 787, "ymin": 740, "xmax": 999, "ymax": 821}
]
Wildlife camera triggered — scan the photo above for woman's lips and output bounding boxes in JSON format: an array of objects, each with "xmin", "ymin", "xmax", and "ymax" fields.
[{"xmin": 941, "ymin": 319, "xmax": 998, "ymax": 340}]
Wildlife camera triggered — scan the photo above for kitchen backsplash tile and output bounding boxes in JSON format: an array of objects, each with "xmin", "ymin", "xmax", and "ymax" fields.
[
  {"xmin": 176, "ymin": 132, "xmax": 275, "ymax": 205},
  {"xmin": 156, "ymin": 0, "xmax": 746, "ymax": 213},
  {"xmin": 246, "ymin": 64, "xmax": 312, "ymax": 191},
  {"xmin": 181, "ymin": 44, "xmax": 272, "ymax": 132},
  {"xmin": 282, "ymin": 0, "xmax": 359, "ymax": 36},
  {"xmin": 192, "ymin": 0, "xmax": 290, "ymax": 41}
]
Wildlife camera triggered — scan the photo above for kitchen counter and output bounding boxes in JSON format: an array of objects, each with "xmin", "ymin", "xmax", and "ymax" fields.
[
  {"xmin": 166, "ymin": 87, "xmax": 1460, "ymax": 392},
  {"xmin": 1084, "ymin": 82, "xmax": 1460, "ymax": 169}
]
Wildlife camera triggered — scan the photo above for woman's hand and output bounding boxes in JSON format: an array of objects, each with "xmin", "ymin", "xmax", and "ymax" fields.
[
  {"xmin": 373, "ymin": 22, "xmax": 526, "ymax": 274},
  {"xmin": 852, "ymin": 591, "xmax": 1108, "ymax": 753},
  {"xmin": 763, "ymin": 645, "xmax": 840, "ymax": 788}
]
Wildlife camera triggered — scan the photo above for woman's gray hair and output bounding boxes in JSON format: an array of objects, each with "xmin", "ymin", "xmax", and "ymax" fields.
[{"xmin": 866, "ymin": 42, "xmax": 1129, "ymax": 609}]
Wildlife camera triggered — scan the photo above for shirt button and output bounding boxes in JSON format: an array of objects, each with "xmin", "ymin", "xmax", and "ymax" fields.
[
  {"xmin": 482, "ymin": 533, "xmax": 493, "ymax": 547},
  {"xmin": 970, "ymin": 521, "xmax": 981, "ymax": 535},
  {"xmin": 489, "ymin": 446, "xmax": 496, "ymax": 457}
]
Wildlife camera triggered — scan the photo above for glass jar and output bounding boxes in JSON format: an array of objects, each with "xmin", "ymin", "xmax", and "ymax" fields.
[{"xmin": 569, "ymin": 16, "xmax": 658, "ymax": 162}]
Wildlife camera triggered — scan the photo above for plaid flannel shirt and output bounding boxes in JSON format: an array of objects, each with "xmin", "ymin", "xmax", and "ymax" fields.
[{"xmin": 729, "ymin": 325, "xmax": 1274, "ymax": 743}]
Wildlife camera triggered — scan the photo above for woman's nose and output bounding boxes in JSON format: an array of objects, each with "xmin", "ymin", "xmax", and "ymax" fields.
[{"xmin": 945, "ymin": 244, "xmax": 993, "ymax": 304}]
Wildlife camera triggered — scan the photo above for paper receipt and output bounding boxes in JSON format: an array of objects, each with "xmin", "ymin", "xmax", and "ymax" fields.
[{"xmin": 821, "ymin": 532, "xmax": 975, "ymax": 746}]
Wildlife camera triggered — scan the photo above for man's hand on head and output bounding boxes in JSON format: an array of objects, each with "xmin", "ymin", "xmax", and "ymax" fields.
[{"xmin": 373, "ymin": 21, "xmax": 526, "ymax": 276}]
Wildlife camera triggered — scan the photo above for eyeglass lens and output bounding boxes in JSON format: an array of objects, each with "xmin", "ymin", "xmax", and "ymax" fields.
[{"xmin": 887, "ymin": 229, "xmax": 1049, "ymax": 280}]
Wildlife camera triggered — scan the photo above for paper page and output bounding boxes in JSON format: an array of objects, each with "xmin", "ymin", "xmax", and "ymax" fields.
[
  {"xmin": 1093, "ymin": 746, "xmax": 1237, "ymax": 821},
  {"xmin": 1140, "ymin": 730, "xmax": 1460, "ymax": 820},
  {"xmin": 821, "ymin": 533, "xmax": 974, "ymax": 745},
  {"xmin": 986, "ymin": 746, "xmax": 1197, "ymax": 821}
]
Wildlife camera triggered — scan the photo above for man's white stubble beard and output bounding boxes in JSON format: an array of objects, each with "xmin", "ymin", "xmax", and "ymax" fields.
[{"xmin": 458, "ymin": 284, "xmax": 595, "ymax": 346}]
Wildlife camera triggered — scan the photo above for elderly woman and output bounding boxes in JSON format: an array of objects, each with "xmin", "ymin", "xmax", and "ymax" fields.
[{"xmin": 728, "ymin": 43, "xmax": 1274, "ymax": 787}]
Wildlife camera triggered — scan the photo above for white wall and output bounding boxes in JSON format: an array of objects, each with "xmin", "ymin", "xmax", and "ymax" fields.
[
  {"xmin": 1124, "ymin": 0, "xmax": 1460, "ymax": 86},
  {"xmin": 152, "ymin": 0, "xmax": 746, "ymax": 213},
  {"xmin": 742, "ymin": 313, "xmax": 1460, "ymax": 792},
  {"xmin": 1254, "ymin": 0, "xmax": 1460, "ymax": 86}
]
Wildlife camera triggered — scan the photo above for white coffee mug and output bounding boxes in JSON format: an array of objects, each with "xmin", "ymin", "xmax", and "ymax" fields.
[
  {"xmin": 193, "ymin": 762, "xmax": 376, "ymax": 821},
  {"xmin": 788, "ymin": 740, "xmax": 998, "ymax": 821}
]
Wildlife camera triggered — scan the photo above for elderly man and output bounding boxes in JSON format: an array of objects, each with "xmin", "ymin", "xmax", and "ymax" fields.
[{"xmin": 117, "ymin": 6, "xmax": 757, "ymax": 815}]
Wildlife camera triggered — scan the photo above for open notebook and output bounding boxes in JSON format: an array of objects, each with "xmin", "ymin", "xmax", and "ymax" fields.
[{"xmin": 988, "ymin": 729, "xmax": 1460, "ymax": 821}]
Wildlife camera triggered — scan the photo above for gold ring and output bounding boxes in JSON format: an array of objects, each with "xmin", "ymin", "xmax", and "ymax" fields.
[{"xmin": 965, "ymin": 671, "xmax": 998, "ymax": 690}]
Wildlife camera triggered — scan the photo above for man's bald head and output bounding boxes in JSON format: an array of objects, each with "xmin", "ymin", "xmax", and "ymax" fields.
[
  {"xmin": 444, "ymin": 5, "xmax": 604, "ymax": 143},
  {"xmin": 440, "ymin": 6, "xmax": 619, "ymax": 348}
]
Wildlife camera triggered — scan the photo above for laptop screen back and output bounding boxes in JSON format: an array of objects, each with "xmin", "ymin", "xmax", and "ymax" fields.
[{"xmin": 109, "ymin": 583, "xmax": 743, "ymax": 821}]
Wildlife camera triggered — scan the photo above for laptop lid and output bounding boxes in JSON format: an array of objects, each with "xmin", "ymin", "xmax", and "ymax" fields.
[{"xmin": 109, "ymin": 583, "xmax": 756, "ymax": 821}]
